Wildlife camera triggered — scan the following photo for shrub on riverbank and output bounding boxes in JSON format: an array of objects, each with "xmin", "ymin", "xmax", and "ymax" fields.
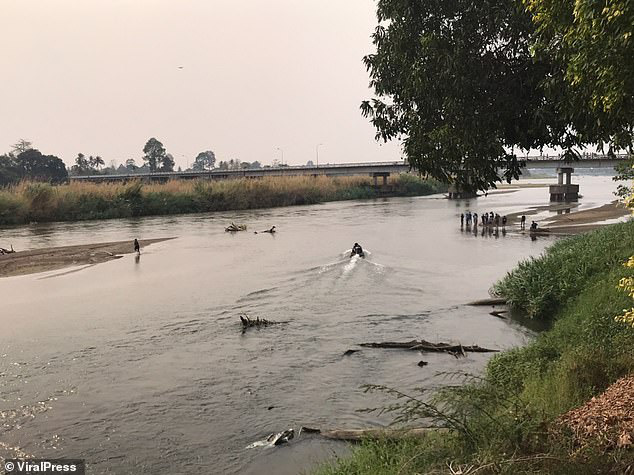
[
  {"xmin": 493, "ymin": 220, "xmax": 634, "ymax": 320},
  {"xmin": 0, "ymin": 174, "xmax": 445, "ymax": 225},
  {"xmin": 318, "ymin": 221, "xmax": 634, "ymax": 474}
]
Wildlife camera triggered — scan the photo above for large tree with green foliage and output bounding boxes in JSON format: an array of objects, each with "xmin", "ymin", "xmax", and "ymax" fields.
[
  {"xmin": 161, "ymin": 153, "xmax": 175, "ymax": 172},
  {"xmin": 363, "ymin": 0, "xmax": 634, "ymax": 191},
  {"xmin": 0, "ymin": 155, "xmax": 20, "ymax": 186},
  {"xmin": 525, "ymin": 0, "xmax": 634, "ymax": 150},
  {"xmin": 15, "ymin": 149, "xmax": 68, "ymax": 183},
  {"xmin": 192, "ymin": 150, "xmax": 216, "ymax": 171},
  {"xmin": 142, "ymin": 138, "xmax": 167, "ymax": 172}
]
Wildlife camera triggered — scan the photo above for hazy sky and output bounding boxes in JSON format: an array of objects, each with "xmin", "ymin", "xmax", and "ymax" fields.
[{"xmin": 0, "ymin": 0, "xmax": 402, "ymax": 169}]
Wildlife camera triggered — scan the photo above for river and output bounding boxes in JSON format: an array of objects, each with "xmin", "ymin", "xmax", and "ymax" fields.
[{"xmin": 0, "ymin": 175, "xmax": 619, "ymax": 474}]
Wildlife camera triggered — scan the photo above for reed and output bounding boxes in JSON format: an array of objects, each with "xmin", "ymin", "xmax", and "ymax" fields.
[
  {"xmin": 0, "ymin": 174, "xmax": 445, "ymax": 225},
  {"xmin": 493, "ymin": 220, "xmax": 634, "ymax": 320}
]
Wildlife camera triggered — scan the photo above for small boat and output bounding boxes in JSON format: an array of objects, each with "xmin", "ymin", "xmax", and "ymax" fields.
[{"xmin": 350, "ymin": 247, "xmax": 365, "ymax": 258}]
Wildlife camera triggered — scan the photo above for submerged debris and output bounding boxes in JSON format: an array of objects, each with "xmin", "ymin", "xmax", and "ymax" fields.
[
  {"xmin": 246, "ymin": 429, "xmax": 295, "ymax": 449},
  {"xmin": 239, "ymin": 315, "xmax": 283, "ymax": 333},
  {"xmin": 490, "ymin": 310, "xmax": 509, "ymax": 319},
  {"xmin": 343, "ymin": 349, "xmax": 360, "ymax": 356},
  {"xmin": 225, "ymin": 222, "xmax": 247, "ymax": 232},
  {"xmin": 359, "ymin": 339, "xmax": 499, "ymax": 356},
  {"xmin": 0, "ymin": 245, "xmax": 15, "ymax": 255},
  {"xmin": 466, "ymin": 297, "xmax": 507, "ymax": 306}
]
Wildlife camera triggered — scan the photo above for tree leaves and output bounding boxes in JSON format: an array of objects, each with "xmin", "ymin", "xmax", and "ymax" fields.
[{"xmin": 364, "ymin": 0, "xmax": 634, "ymax": 191}]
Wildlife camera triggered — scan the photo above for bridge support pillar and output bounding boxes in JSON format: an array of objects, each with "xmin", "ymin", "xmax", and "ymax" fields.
[
  {"xmin": 447, "ymin": 184, "xmax": 477, "ymax": 199},
  {"xmin": 372, "ymin": 172, "xmax": 390, "ymax": 188},
  {"xmin": 550, "ymin": 167, "xmax": 579, "ymax": 201}
]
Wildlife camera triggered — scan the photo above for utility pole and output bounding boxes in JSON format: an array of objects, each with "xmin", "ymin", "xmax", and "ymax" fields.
[
  {"xmin": 276, "ymin": 147, "xmax": 284, "ymax": 166},
  {"xmin": 316, "ymin": 143, "xmax": 323, "ymax": 168}
]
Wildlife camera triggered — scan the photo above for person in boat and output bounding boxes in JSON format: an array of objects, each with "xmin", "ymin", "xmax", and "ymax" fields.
[
  {"xmin": 134, "ymin": 239, "xmax": 140, "ymax": 254},
  {"xmin": 351, "ymin": 243, "xmax": 365, "ymax": 258}
]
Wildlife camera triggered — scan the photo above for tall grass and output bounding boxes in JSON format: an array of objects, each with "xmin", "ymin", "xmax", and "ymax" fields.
[
  {"xmin": 0, "ymin": 174, "xmax": 445, "ymax": 226},
  {"xmin": 319, "ymin": 222, "xmax": 634, "ymax": 474},
  {"xmin": 493, "ymin": 220, "xmax": 634, "ymax": 320}
]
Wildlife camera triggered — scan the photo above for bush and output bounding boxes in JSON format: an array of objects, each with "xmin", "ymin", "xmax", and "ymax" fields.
[{"xmin": 493, "ymin": 221, "xmax": 634, "ymax": 320}]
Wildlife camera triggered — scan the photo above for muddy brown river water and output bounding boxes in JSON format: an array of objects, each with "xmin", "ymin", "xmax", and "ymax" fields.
[{"xmin": 0, "ymin": 175, "xmax": 620, "ymax": 474}]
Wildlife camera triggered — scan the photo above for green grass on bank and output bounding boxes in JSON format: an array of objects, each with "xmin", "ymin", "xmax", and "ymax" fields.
[
  {"xmin": 493, "ymin": 222, "xmax": 634, "ymax": 320},
  {"xmin": 318, "ymin": 221, "xmax": 634, "ymax": 474},
  {"xmin": 0, "ymin": 174, "xmax": 445, "ymax": 226}
]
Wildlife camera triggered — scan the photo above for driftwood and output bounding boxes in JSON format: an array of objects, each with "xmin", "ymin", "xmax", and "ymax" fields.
[
  {"xmin": 0, "ymin": 245, "xmax": 15, "ymax": 255},
  {"xmin": 300, "ymin": 427, "xmax": 447, "ymax": 442},
  {"xmin": 359, "ymin": 340, "xmax": 499, "ymax": 355},
  {"xmin": 466, "ymin": 297, "xmax": 507, "ymax": 306},
  {"xmin": 239, "ymin": 315, "xmax": 283, "ymax": 333},
  {"xmin": 246, "ymin": 429, "xmax": 295, "ymax": 448},
  {"xmin": 225, "ymin": 222, "xmax": 247, "ymax": 232},
  {"xmin": 490, "ymin": 310, "xmax": 509, "ymax": 319}
]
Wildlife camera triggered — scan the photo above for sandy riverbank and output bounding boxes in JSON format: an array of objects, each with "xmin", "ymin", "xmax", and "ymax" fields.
[
  {"xmin": 505, "ymin": 200, "xmax": 630, "ymax": 235},
  {"xmin": 0, "ymin": 238, "xmax": 174, "ymax": 278}
]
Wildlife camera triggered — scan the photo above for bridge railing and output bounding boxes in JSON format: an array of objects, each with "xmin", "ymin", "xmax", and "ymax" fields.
[
  {"xmin": 69, "ymin": 155, "xmax": 628, "ymax": 181},
  {"xmin": 525, "ymin": 153, "xmax": 630, "ymax": 161}
]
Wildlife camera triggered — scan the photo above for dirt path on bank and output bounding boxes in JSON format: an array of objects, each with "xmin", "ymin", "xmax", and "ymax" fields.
[{"xmin": 0, "ymin": 238, "xmax": 174, "ymax": 278}]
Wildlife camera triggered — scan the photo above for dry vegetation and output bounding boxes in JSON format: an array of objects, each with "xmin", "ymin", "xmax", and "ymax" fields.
[{"xmin": 0, "ymin": 174, "xmax": 445, "ymax": 225}]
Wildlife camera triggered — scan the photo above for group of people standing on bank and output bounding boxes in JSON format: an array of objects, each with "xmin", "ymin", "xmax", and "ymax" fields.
[
  {"xmin": 461, "ymin": 211, "xmax": 507, "ymax": 229},
  {"xmin": 460, "ymin": 212, "xmax": 539, "ymax": 232}
]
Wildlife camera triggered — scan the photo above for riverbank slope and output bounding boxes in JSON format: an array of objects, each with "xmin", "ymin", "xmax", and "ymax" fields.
[
  {"xmin": 0, "ymin": 175, "xmax": 445, "ymax": 226},
  {"xmin": 318, "ymin": 220, "xmax": 634, "ymax": 474}
]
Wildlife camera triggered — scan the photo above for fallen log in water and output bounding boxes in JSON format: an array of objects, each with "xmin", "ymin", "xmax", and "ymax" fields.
[
  {"xmin": 225, "ymin": 222, "xmax": 247, "ymax": 232},
  {"xmin": 490, "ymin": 310, "xmax": 509, "ymax": 319},
  {"xmin": 0, "ymin": 245, "xmax": 15, "ymax": 255},
  {"xmin": 466, "ymin": 297, "xmax": 507, "ymax": 306},
  {"xmin": 359, "ymin": 340, "xmax": 499, "ymax": 354},
  {"xmin": 301, "ymin": 427, "xmax": 448, "ymax": 442},
  {"xmin": 239, "ymin": 315, "xmax": 283, "ymax": 333}
]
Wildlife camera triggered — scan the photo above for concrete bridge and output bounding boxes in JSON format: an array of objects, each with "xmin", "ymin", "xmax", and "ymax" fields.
[{"xmin": 70, "ymin": 154, "xmax": 628, "ymax": 183}]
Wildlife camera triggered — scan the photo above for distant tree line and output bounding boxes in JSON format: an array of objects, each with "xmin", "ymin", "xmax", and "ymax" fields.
[
  {"xmin": 0, "ymin": 140, "xmax": 68, "ymax": 186},
  {"xmin": 0, "ymin": 135, "xmax": 276, "ymax": 186}
]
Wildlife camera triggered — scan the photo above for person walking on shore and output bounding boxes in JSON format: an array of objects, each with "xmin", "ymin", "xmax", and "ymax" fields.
[
  {"xmin": 502, "ymin": 216, "xmax": 507, "ymax": 228},
  {"xmin": 473, "ymin": 213, "xmax": 478, "ymax": 226},
  {"xmin": 134, "ymin": 239, "xmax": 140, "ymax": 254},
  {"xmin": 520, "ymin": 215, "xmax": 526, "ymax": 230},
  {"xmin": 460, "ymin": 213, "xmax": 464, "ymax": 226}
]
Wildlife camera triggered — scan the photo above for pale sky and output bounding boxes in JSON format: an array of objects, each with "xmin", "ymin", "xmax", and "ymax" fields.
[{"xmin": 0, "ymin": 0, "xmax": 402, "ymax": 169}]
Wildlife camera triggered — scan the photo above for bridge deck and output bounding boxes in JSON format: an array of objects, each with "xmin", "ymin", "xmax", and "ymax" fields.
[{"xmin": 70, "ymin": 156, "xmax": 628, "ymax": 183}]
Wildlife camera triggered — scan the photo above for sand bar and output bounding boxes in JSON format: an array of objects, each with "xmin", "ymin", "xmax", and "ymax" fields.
[{"xmin": 0, "ymin": 238, "xmax": 174, "ymax": 278}]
